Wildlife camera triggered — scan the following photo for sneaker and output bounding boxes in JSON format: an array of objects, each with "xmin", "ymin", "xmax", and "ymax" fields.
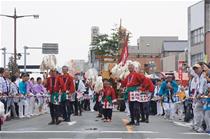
[
  {"xmin": 135, "ymin": 122, "xmax": 140, "ymax": 126},
  {"xmin": 145, "ymin": 119, "xmax": 149, "ymax": 123},
  {"xmin": 196, "ymin": 128, "xmax": 204, "ymax": 133},
  {"xmin": 19, "ymin": 116, "xmax": 25, "ymax": 119},
  {"xmin": 26, "ymin": 115, "xmax": 31, "ymax": 118}
]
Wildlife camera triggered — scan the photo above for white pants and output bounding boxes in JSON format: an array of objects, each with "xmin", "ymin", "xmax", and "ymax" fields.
[
  {"xmin": 18, "ymin": 98, "xmax": 29, "ymax": 117},
  {"xmin": 204, "ymin": 110, "xmax": 210, "ymax": 132},
  {"xmin": 193, "ymin": 102, "xmax": 204, "ymax": 131},
  {"xmin": 125, "ymin": 100, "xmax": 130, "ymax": 116},
  {"xmin": 27, "ymin": 97, "xmax": 35, "ymax": 116},
  {"xmin": 156, "ymin": 101, "xmax": 163, "ymax": 115},
  {"xmin": 163, "ymin": 102, "xmax": 176, "ymax": 119},
  {"xmin": 176, "ymin": 102, "xmax": 184, "ymax": 119}
]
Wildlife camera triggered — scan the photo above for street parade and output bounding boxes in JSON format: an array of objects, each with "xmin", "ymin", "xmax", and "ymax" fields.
[{"xmin": 0, "ymin": 61, "xmax": 210, "ymax": 134}]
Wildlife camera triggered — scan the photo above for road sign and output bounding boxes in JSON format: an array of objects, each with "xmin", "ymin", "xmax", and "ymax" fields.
[{"xmin": 42, "ymin": 43, "xmax": 58, "ymax": 54}]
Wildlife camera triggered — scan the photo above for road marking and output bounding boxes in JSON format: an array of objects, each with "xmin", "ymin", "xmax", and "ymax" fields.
[
  {"xmin": 48, "ymin": 138, "xmax": 73, "ymax": 139},
  {"xmin": 97, "ymin": 138, "xmax": 122, "ymax": 139},
  {"xmin": 67, "ymin": 121, "xmax": 76, "ymax": 126},
  {"xmin": 0, "ymin": 130, "xmax": 159, "ymax": 134},
  {"xmin": 122, "ymin": 118, "xmax": 133, "ymax": 133},
  {"xmin": 145, "ymin": 138, "xmax": 173, "ymax": 139},
  {"xmin": 173, "ymin": 121, "xmax": 192, "ymax": 128},
  {"xmin": 181, "ymin": 132, "xmax": 209, "ymax": 135}
]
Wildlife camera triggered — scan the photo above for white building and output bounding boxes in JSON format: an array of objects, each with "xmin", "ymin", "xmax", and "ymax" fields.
[{"xmin": 188, "ymin": 0, "xmax": 210, "ymax": 65}]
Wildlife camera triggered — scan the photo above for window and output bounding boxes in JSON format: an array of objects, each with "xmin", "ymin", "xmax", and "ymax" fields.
[
  {"xmin": 191, "ymin": 27, "xmax": 204, "ymax": 45},
  {"xmin": 191, "ymin": 53, "xmax": 204, "ymax": 65}
]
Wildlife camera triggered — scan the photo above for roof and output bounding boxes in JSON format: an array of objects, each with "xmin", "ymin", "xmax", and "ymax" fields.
[{"xmin": 163, "ymin": 40, "xmax": 188, "ymax": 52}]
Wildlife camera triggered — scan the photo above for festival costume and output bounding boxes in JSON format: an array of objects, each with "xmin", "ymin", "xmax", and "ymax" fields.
[
  {"xmin": 33, "ymin": 83, "xmax": 47, "ymax": 114},
  {"xmin": 159, "ymin": 80, "xmax": 178, "ymax": 120},
  {"xmin": 154, "ymin": 85, "xmax": 163, "ymax": 115},
  {"xmin": 46, "ymin": 76, "xmax": 65, "ymax": 124},
  {"xmin": 101, "ymin": 86, "xmax": 116, "ymax": 120},
  {"xmin": 60, "ymin": 74, "xmax": 75, "ymax": 121},
  {"xmin": 139, "ymin": 77, "xmax": 154, "ymax": 122},
  {"xmin": 192, "ymin": 73, "xmax": 207, "ymax": 132},
  {"xmin": 27, "ymin": 81, "xmax": 35, "ymax": 116},
  {"xmin": 121, "ymin": 72, "xmax": 145, "ymax": 125},
  {"xmin": 203, "ymin": 97, "xmax": 210, "ymax": 133},
  {"xmin": 74, "ymin": 80, "xmax": 86, "ymax": 116},
  {"xmin": 18, "ymin": 81, "xmax": 29, "ymax": 118}
]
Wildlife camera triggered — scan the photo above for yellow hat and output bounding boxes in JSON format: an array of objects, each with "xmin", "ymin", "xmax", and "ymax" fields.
[{"xmin": 193, "ymin": 64, "xmax": 201, "ymax": 69}]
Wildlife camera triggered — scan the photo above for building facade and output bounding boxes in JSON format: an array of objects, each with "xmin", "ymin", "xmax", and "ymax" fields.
[
  {"xmin": 161, "ymin": 40, "xmax": 188, "ymax": 72},
  {"xmin": 188, "ymin": 0, "xmax": 210, "ymax": 65},
  {"xmin": 132, "ymin": 36, "xmax": 179, "ymax": 72}
]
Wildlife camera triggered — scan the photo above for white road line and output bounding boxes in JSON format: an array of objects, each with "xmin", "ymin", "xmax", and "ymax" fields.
[
  {"xmin": 181, "ymin": 132, "xmax": 209, "ymax": 135},
  {"xmin": 48, "ymin": 138, "xmax": 73, "ymax": 139},
  {"xmin": 67, "ymin": 121, "xmax": 77, "ymax": 126},
  {"xmin": 173, "ymin": 121, "xmax": 192, "ymax": 128},
  {"xmin": 145, "ymin": 138, "xmax": 173, "ymax": 139},
  {"xmin": 101, "ymin": 131, "xmax": 159, "ymax": 133},
  {"xmin": 97, "ymin": 138, "xmax": 122, "ymax": 139},
  {"xmin": 0, "ymin": 130, "xmax": 159, "ymax": 134}
]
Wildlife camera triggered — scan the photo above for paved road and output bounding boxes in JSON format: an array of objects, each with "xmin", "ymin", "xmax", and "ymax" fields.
[{"xmin": 0, "ymin": 110, "xmax": 210, "ymax": 139}]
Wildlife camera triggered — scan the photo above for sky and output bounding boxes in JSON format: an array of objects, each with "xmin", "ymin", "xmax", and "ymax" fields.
[{"xmin": 0, "ymin": 0, "xmax": 200, "ymax": 67}]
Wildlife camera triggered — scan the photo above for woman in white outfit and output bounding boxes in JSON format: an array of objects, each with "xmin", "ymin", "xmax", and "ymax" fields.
[{"xmin": 154, "ymin": 79, "xmax": 163, "ymax": 116}]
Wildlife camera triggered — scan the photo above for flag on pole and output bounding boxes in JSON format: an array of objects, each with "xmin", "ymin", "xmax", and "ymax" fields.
[{"xmin": 119, "ymin": 34, "xmax": 129, "ymax": 66}]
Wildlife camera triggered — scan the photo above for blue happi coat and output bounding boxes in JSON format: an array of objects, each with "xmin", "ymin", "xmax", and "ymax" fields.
[{"xmin": 158, "ymin": 80, "xmax": 178, "ymax": 103}]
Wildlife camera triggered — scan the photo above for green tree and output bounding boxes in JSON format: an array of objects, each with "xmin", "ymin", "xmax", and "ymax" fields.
[
  {"xmin": 8, "ymin": 56, "xmax": 19, "ymax": 75},
  {"xmin": 92, "ymin": 28, "xmax": 120, "ymax": 57}
]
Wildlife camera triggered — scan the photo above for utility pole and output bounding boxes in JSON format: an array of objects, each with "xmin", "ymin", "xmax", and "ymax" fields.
[{"xmin": 0, "ymin": 8, "xmax": 39, "ymax": 65}]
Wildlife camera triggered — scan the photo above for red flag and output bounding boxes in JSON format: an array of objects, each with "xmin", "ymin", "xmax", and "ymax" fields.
[{"xmin": 119, "ymin": 35, "xmax": 129, "ymax": 66}]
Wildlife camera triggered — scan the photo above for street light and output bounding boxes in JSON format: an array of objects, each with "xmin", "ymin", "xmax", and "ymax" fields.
[
  {"xmin": 0, "ymin": 8, "xmax": 39, "ymax": 65},
  {"xmin": 0, "ymin": 47, "xmax": 6, "ymax": 68}
]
